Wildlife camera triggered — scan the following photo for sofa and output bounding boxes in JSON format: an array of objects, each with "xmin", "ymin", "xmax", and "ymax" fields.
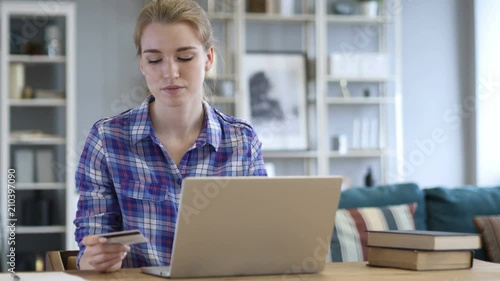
[{"xmin": 330, "ymin": 183, "xmax": 500, "ymax": 263}]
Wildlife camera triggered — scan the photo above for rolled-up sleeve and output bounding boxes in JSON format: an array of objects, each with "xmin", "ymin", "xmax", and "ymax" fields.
[
  {"xmin": 73, "ymin": 123, "xmax": 122, "ymax": 267},
  {"xmin": 248, "ymin": 133, "xmax": 268, "ymax": 176}
]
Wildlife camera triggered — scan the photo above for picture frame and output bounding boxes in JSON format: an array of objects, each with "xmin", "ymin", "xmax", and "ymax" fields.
[{"xmin": 243, "ymin": 52, "xmax": 308, "ymax": 151}]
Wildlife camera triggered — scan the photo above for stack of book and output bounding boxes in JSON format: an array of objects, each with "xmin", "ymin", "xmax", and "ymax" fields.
[{"xmin": 367, "ymin": 230, "xmax": 482, "ymax": 271}]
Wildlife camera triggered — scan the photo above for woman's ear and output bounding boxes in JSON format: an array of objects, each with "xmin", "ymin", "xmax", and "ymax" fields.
[
  {"xmin": 205, "ymin": 46, "xmax": 215, "ymax": 72},
  {"xmin": 139, "ymin": 60, "xmax": 146, "ymax": 76}
]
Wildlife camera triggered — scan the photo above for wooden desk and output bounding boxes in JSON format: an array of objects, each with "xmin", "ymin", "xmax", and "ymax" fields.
[
  {"xmin": 4, "ymin": 260, "xmax": 500, "ymax": 281},
  {"xmin": 0, "ymin": 260, "xmax": 500, "ymax": 281}
]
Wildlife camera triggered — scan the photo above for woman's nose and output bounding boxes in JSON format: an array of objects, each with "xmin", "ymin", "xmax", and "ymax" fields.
[{"xmin": 162, "ymin": 60, "xmax": 179, "ymax": 79}]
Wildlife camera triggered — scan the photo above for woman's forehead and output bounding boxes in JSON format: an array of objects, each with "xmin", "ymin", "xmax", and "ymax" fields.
[{"xmin": 141, "ymin": 22, "xmax": 202, "ymax": 52}]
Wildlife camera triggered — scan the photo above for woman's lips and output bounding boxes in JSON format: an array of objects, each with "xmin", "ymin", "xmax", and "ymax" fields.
[{"xmin": 161, "ymin": 85, "xmax": 185, "ymax": 95}]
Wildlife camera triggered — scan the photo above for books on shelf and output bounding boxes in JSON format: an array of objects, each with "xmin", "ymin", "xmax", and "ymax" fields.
[
  {"xmin": 10, "ymin": 130, "xmax": 65, "ymax": 144},
  {"xmin": 367, "ymin": 230, "xmax": 482, "ymax": 251},
  {"xmin": 34, "ymin": 89, "xmax": 65, "ymax": 99},
  {"xmin": 367, "ymin": 247, "xmax": 474, "ymax": 271}
]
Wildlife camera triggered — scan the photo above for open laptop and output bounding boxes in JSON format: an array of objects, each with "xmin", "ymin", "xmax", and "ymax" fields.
[{"xmin": 141, "ymin": 176, "xmax": 342, "ymax": 278}]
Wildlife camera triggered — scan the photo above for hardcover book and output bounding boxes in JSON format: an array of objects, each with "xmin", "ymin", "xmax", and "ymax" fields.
[
  {"xmin": 367, "ymin": 247, "xmax": 474, "ymax": 271},
  {"xmin": 367, "ymin": 230, "xmax": 482, "ymax": 251}
]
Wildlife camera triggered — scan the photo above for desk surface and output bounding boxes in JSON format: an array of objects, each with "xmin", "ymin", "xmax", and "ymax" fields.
[{"xmin": 5, "ymin": 260, "xmax": 500, "ymax": 281}]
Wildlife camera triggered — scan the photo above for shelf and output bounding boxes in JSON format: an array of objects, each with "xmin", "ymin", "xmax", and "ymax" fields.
[
  {"xmin": 246, "ymin": 13, "xmax": 315, "ymax": 22},
  {"xmin": 329, "ymin": 150, "xmax": 385, "ymax": 158},
  {"xmin": 326, "ymin": 97, "xmax": 394, "ymax": 105},
  {"xmin": 9, "ymin": 98, "xmax": 66, "ymax": 107},
  {"xmin": 10, "ymin": 137, "xmax": 66, "ymax": 145},
  {"xmin": 327, "ymin": 77, "xmax": 391, "ymax": 83},
  {"xmin": 326, "ymin": 15, "xmax": 388, "ymax": 24},
  {"xmin": 16, "ymin": 183, "xmax": 66, "ymax": 190},
  {"xmin": 9, "ymin": 55, "xmax": 66, "ymax": 64},
  {"xmin": 263, "ymin": 151, "xmax": 318, "ymax": 158},
  {"xmin": 16, "ymin": 226, "xmax": 66, "ymax": 234}
]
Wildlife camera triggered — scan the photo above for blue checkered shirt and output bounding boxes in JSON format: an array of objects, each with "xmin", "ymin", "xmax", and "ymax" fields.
[{"xmin": 74, "ymin": 95, "xmax": 267, "ymax": 268}]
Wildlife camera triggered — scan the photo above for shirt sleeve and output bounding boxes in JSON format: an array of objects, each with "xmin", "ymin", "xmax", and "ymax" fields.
[
  {"xmin": 73, "ymin": 123, "xmax": 122, "ymax": 268},
  {"xmin": 248, "ymin": 132, "xmax": 268, "ymax": 176}
]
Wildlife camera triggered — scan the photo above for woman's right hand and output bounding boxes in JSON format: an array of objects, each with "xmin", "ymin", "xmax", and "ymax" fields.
[{"xmin": 79, "ymin": 235, "xmax": 130, "ymax": 273}]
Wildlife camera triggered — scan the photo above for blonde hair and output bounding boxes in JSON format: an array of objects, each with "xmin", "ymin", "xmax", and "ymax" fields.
[{"xmin": 134, "ymin": 0, "xmax": 214, "ymax": 56}]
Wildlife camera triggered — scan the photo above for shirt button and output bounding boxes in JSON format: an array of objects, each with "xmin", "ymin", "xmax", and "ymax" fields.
[{"xmin": 177, "ymin": 179, "xmax": 182, "ymax": 185}]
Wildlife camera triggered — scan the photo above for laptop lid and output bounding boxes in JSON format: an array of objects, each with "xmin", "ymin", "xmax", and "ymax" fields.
[{"xmin": 168, "ymin": 176, "xmax": 342, "ymax": 278}]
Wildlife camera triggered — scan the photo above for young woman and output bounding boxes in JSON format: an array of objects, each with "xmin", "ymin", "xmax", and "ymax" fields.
[{"xmin": 74, "ymin": 0, "xmax": 267, "ymax": 272}]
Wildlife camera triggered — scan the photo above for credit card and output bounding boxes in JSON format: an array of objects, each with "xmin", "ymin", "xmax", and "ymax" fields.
[{"xmin": 98, "ymin": 230, "xmax": 147, "ymax": 245}]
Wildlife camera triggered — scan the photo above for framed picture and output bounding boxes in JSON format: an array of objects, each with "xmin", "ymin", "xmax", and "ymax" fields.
[{"xmin": 243, "ymin": 52, "xmax": 308, "ymax": 150}]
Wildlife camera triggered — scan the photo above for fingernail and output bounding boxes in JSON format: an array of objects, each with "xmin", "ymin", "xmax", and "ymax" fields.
[
  {"xmin": 122, "ymin": 252, "xmax": 128, "ymax": 258},
  {"xmin": 98, "ymin": 237, "xmax": 107, "ymax": 243},
  {"xmin": 124, "ymin": 245, "xmax": 131, "ymax": 251}
]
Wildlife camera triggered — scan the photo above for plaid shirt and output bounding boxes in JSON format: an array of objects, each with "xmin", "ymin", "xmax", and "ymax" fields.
[{"xmin": 74, "ymin": 95, "xmax": 267, "ymax": 268}]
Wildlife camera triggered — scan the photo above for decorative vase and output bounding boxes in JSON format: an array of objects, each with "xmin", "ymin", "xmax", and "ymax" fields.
[{"xmin": 359, "ymin": 1, "xmax": 378, "ymax": 17}]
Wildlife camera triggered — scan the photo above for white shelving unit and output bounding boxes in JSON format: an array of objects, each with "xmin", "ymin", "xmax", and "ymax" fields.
[
  {"xmin": 198, "ymin": 0, "xmax": 402, "ymax": 184},
  {"xmin": 9, "ymin": 54, "xmax": 66, "ymax": 63},
  {"xmin": 0, "ymin": 1, "xmax": 77, "ymax": 272},
  {"xmin": 322, "ymin": 0, "xmax": 403, "ymax": 185}
]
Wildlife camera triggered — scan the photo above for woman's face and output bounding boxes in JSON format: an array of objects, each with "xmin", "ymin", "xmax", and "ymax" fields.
[{"xmin": 140, "ymin": 22, "xmax": 213, "ymax": 108}]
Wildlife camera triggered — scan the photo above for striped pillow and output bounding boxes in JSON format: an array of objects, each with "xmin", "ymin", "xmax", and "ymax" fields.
[
  {"xmin": 474, "ymin": 215, "xmax": 500, "ymax": 263},
  {"xmin": 330, "ymin": 203, "xmax": 416, "ymax": 262}
]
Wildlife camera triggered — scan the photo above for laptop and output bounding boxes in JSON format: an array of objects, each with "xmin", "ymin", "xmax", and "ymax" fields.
[{"xmin": 141, "ymin": 176, "xmax": 342, "ymax": 278}]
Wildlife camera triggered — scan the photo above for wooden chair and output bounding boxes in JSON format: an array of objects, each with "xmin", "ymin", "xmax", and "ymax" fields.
[{"xmin": 45, "ymin": 250, "xmax": 79, "ymax": 271}]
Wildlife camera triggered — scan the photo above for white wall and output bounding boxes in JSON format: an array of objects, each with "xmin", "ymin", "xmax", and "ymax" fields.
[
  {"xmin": 400, "ymin": 0, "xmax": 474, "ymax": 187},
  {"xmin": 75, "ymin": 0, "xmax": 146, "ymax": 154},
  {"xmin": 474, "ymin": 0, "xmax": 500, "ymax": 186}
]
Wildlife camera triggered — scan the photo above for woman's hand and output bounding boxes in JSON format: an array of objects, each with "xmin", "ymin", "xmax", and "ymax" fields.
[{"xmin": 79, "ymin": 235, "xmax": 130, "ymax": 273}]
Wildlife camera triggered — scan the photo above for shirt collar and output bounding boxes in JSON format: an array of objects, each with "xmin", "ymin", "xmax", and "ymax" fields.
[
  {"xmin": 198, "ymin": 101, "xmax": 221, "ymax": 151},
  {"xmin": 130, "ymin": 96, "xmax": 221, "ymax": 151},
  {"xmin": 130, "ymin": 95, "xmax": 153, "ymax": 145}
]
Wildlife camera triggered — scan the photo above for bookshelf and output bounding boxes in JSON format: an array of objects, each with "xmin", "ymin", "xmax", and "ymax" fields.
[
  {"xmin": 0, "ymin": 1, "xmax": 77, "ymax": 272},
  {"xmin": 196, "ymin": 0, "xmax": 402, "ymax": 185}
]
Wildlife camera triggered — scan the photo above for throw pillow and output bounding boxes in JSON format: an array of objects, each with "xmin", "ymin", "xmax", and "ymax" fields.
[
  {"xmin": 339, "ymin": 183, "xmax": 426, "ymax": 230},
  {"xmin": 330, "ymin": 203, "xmax": 416, "ymax": 262},
  {"xmin": 474, "ymin": 215, "xmax": 500, "ymax": 263}
]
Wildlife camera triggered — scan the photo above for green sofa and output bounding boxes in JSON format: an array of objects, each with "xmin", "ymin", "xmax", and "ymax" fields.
[{"xmin": 333, "ymin": 183, "xmax": 500, "ymax": 261}]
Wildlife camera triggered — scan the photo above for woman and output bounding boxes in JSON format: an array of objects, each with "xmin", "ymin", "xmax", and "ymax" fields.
[{"xmin": 74, "ymin": 0, "xmax": 267, "ymax": 273}]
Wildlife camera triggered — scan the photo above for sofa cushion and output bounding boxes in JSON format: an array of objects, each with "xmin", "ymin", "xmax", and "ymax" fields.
[
  {"xmin": 339, "ymin": 183, "xmax": 426, "ymax": 230},
  {"xmin": 474, "ymin": 215, "xmax": 500, "ymax": 263},
  {"xmin": 331, "ymin": 203, "xmax": 416, "ymax": 262},
  {"xmin": 425, "ymin": 186, "xmax": 500, "ymax": 261}
]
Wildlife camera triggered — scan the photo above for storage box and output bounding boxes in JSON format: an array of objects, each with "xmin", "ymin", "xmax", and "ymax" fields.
[
  {"xmin": 15, "ymin": 149, "xmax": 34, "ymax": 182},
  {"xmin": 329, "ymin": 53, "xmax": 389, "ymax": 79},
  {"xmin": 358, "ymin": 53, "xmax": 389, "ymax": 78},
  {"xmin": 36, "ymin": 149, "xmax": 55, "ymax": 182},
  {"xmin": 329, "ymin": 53, "xmax": 360, "ymax": 78}
]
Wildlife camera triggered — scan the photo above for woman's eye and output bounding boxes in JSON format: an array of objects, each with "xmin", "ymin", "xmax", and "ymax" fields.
[
  {"xmin": 148, "ymin": 59, "xmax": 162, "ymax": 64},
  {"xmin": 178, "ymin": 57, "xmax": 193, "ymax": 62}
]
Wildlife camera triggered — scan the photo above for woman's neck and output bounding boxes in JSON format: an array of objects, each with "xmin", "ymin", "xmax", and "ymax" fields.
[{"xmin": 149, "ymin": 99, "xmax": 204, "ymax": 140}]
